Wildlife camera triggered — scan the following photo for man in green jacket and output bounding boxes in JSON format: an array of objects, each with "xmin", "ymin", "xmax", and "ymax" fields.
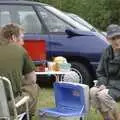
[
  {"xmin": 0, "ymin": 23, "xmax": 39, "ymax": 119},
  {"xmin": 90, "ymin": 24, "xmax": 120, "ymax": 120}
]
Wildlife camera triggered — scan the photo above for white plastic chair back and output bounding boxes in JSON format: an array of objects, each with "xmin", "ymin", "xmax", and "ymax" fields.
[
  {"xmin": 0, "ymin": 79, "xmax": 10, "ymax": 120},
  {"xmin": 0, "ymin": 76, "xmax": 30, "ymax": 120}
]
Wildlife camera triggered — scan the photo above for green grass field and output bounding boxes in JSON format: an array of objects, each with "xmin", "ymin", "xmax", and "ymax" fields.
[{"xmin": 35, "ymin": 88, "xmax": 103, "ymax": 120}]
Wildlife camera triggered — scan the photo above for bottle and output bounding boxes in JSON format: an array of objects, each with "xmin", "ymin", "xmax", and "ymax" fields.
[{"xmin": 39, "ymin": 60, "xmax": 46, "ymax": 72}]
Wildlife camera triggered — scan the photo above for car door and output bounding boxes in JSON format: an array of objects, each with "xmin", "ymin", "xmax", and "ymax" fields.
[{"xmin": 36, "ymin": 5, "xmax": 78, "ymax": 58}]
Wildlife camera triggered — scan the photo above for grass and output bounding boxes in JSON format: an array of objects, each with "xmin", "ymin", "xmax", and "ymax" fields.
[
  {"xmin": 34, "ymin": 87, "xmax": 103, "ymax": 120},
  {"xmin": 37, "ymin": 88, "xmax": 55, "ymax": 108}
]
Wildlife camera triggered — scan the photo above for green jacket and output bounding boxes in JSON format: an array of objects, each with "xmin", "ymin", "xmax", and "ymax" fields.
[{"xmin": 97, "ymin": 45, "xmax": 120, "ymax": 101}]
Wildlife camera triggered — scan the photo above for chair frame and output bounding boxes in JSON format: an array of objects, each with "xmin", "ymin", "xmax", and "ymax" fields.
[{"xmin": 0, "ymin": 76, "xmax": 30, "ymax": 120}]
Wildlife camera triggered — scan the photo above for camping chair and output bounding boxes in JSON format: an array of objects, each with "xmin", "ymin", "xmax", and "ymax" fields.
[
  {"xmin": 0, "ymin": 76, "xmax": 30, "ymax": 120},
  {"xmin": 38, "ymin": 82, "xmax": 89, "ymax": 120}
]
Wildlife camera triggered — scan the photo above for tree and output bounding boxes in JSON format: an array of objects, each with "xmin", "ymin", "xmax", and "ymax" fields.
[{"xmin": 105, "ymin": 0, "xmax": 120, "ymax": 24}]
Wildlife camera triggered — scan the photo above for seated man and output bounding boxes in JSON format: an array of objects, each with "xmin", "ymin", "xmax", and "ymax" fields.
[
  {"xmin": 0, "ymin": 23, "xmax": 39, "ymax": 118},
  {"xmin": 90, "ymin": 24, "xmax": 120, "ymax": 120}
]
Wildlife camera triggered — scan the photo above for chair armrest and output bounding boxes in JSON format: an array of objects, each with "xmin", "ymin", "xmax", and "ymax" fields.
[{"xmin": 15, "ymin": 96, "xmax": 30, "ymax": 108}]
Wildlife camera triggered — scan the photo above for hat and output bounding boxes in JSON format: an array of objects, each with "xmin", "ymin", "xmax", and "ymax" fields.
[{"xmin": 107, "ymin": 24, "xmax": 120, "ymax": 38}]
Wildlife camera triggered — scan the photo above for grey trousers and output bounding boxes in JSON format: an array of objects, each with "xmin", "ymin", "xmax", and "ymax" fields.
[{"xmin": 90, "ymin": 87, "xmax": 117, "ymax": 112}]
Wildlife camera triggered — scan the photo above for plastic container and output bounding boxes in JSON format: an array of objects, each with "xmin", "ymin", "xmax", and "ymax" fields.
[
  {"xmin": 59, "ymin": 63, "xmax": 71, "ymax": 72},
  {"xmin": 38, "ymin": 82, "xmax": 89, "ymax": 120},
  {"xmin": 39, "ymin": 115, "xmax": 80, "ymax": 120}
]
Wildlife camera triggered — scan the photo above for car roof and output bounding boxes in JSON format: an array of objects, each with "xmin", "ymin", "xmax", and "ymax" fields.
[{"xmin": 0, "ymin": 0, "xmax": 47, "ymax": 6}]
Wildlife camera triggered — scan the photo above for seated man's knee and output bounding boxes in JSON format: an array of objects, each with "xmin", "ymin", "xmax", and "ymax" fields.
[
  {"xmin": 97, "ymin": 89, "xmax": 108, "ymax": 100},
  {"xmin": 90, "ymin": 87, "xmax": 99, "ymax": 98}
]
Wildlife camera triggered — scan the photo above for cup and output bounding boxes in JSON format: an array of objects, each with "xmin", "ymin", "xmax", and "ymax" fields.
[{"xmin": 48, "ymin": 62, "xmax": 54, "ymax": 71}]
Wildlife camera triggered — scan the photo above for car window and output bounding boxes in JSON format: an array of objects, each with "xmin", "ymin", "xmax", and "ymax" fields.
[
  {"xmin": 0, "ymin": 5, "xmax": 43, "ymax": 34},
  {"xmin": 37, "ymin": 6, "xmax": 73, "ymax": 32},
  {"xmin": 67, "ymin": 13, "xmax": 97, "ymax": 32},
  {"xmin": 45, "ymin": 6, "xmax": 91, "ymax": 31},
  {"xmin": 0, "ymin": 11, "xmax": 11, "ymax": 26}
]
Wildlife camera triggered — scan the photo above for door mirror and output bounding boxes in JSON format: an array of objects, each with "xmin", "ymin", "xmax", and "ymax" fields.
[
  {"xmin": 65, "ymin": 29, "xmax": 80, "ymax": 38},
  {"xmin": 65, "ymin": 29, "xmax": 94, "ymax": 38}
]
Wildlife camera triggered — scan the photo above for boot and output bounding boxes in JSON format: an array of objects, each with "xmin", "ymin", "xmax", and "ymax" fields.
[
  {"xmin": 100, "ymin": 111, "xmax": 115, "ymax": 120},
  {"xmin": 112, "ymin": 109, "xmax": 120, "ymax": 120},
  {"xmin": 108, "ymin": 104, "xmax": 120, "ymax": 120},
  {"xmin": 104, "ymin": 113, "xmax": 115, "ymax": 120}
]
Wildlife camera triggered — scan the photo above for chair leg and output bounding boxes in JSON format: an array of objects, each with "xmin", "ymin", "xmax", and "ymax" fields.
[
  {"xmin": 25, "ymin": 102, "xmax": 29, "ymax": 120},
  {"xmin": 21, "ymin": 114, "xmax": 31, "ymax": 120},
  {"xmin": 80, "ymin": 117, "xmax": 84, "ymax": 120},
  {"xmin": 80, "ymin": 116, "xmax": 87, "ymax": 120}
]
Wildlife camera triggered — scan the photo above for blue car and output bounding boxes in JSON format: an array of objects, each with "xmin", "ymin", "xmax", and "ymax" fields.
[{"xmin": 0, "ymin": 0, "xmax": 108, "ymax": 86}]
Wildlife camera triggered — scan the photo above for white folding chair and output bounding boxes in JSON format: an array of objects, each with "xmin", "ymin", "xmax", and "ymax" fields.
[{"xmin": 0, "ymin": 76, "xmax": 30, "ymax": 120}]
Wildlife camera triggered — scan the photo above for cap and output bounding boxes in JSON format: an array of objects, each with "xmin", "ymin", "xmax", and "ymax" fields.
[{"xmin": 107, "ymin": 24, "xmax": 120, "ymax": 38}]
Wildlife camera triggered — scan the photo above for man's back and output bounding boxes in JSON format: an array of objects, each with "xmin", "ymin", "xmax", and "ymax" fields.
[{"xmin": 0, "ymin": 43, "xmax": 34, "ymax": 99}]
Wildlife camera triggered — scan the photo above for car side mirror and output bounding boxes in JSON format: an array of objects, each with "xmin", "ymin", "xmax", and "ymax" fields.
[
  {"xmin": 65, "ymin": 29, "xmax": 92, "ymax": 38},
  {"xmin": 65, "ymin": 29, "xmax": 95, "ymax": 38},
  {"xmin": 65, "ymin": 29, "xmax": 81, "ymax": 38}
]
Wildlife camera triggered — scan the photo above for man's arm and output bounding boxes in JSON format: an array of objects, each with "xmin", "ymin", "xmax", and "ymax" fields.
[
  {"xmin": 96, "ymin": 51, "xmax": 108, "ymax": 86},
  {"xmin": 21, "ymin": 48, "xmax": 36, "ymax": 85},
  {"xmin": 23, "ymin": 71, "xmax": 36, "ymax": 85}
]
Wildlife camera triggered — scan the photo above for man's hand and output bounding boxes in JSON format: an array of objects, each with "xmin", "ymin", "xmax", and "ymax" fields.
[{"xmin": 98, "ymin": 85, "xmax": 106, "ymax": 91}]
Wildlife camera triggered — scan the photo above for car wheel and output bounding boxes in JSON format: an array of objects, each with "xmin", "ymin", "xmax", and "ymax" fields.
[
  {"xmin": 71, "ymin": 62, "xmax": 93, "ymax": 86},
  {"xmin": 62, "ymin": 62, "xmax": 93, "ymax": 86}
]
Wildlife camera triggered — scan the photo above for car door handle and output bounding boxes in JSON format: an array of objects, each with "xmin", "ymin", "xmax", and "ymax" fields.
[{"xmin": 49, "ymin": 41, "xmax": 62, "ymax": 46}]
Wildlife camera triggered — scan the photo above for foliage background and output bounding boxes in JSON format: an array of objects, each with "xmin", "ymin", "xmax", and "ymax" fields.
[{"xmin": 32, "ymin": 0, "xmax": 120, "ymax": 30}]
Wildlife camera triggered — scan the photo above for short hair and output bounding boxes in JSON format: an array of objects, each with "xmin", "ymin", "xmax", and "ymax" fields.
[{"xmin": 1, "ymin": 23, "xmax": 24, "ymax": 39}]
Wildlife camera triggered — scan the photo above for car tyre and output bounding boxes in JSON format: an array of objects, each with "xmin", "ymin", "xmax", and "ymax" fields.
[{"xmin": 70, "ymin": 62, "xmax": 93, "ymax": 86}]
